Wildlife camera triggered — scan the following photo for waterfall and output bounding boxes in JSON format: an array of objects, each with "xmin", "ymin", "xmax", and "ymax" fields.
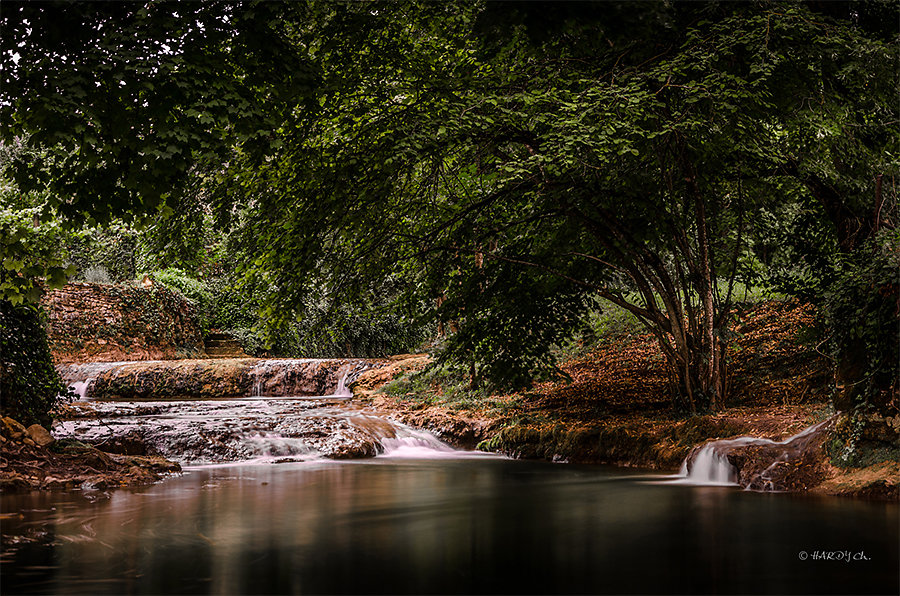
[
  {"xmin": 332, "ymin": 368, "xmax": 352, "ymax": 398},
  {"xmin": 59, "ymin": 357, "xmax": 381, "ymax": 400},
  {"xmin": 674, "ymin": 418, "xmax": 834, "ymax": 487},
  {"xmin": 58, "ymin": 361, "xmax": 158, "ymax": 400},
  {"xmin": 677, "ymin": 441, "xmax": 739, "ymax": 485}
]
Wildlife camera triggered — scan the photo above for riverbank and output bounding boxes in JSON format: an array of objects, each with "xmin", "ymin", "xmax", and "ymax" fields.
[
  {"xmin": 0, "ymin": 416, "xmax": 180, "ymax": 491},
  {"xmin": 2, "ymin": 300, "xmax": 895, "ymax": 498},
  {"xmin": 356, "ymin": 301, "xmax": 899, "ymax": 500}
]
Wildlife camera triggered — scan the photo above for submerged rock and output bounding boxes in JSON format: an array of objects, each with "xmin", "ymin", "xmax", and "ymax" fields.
[{"xmin": 54, "ymin": 399, "xmax": 442, "ymax": 465}]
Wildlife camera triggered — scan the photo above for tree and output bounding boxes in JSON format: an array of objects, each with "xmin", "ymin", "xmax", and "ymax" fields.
[
  {"xmin": 3, "ymin": 1, "xmax": 895, "ymax": 415},
  {"xmin": 0, "ymin": 1, "xmax": 319, "ymax": 224},
  {"xmin": 0, "ymin": 300, "xmax": 68, "ymax": 427},
  {"xmin": 220, "ymin": 1, "xmax": 882, "ymax": 412}
]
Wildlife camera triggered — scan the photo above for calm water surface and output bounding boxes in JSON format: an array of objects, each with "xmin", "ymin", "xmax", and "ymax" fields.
[{"xmin": 2, "ymin": 457, "xmax": 897, "ymax": 595}]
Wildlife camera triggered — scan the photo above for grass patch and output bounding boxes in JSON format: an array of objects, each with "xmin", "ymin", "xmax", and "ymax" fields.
[{"xmin": 382, "ymin": 363, "xmax": 529, "ymax": 417}]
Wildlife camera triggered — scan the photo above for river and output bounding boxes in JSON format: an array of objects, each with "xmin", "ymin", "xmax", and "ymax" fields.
[
  {"xmin": 3, "ymin": 455, "xmax": 897, "ymax": 594},
  {"xmin": 3, "ymin": 363, "xmax": 898, "ymax": 595}
]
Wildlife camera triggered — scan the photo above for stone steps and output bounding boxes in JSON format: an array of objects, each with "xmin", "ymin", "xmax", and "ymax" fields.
[{"xmin": 204, "ymin": 333, "xmax": 249, "ymax": 358}]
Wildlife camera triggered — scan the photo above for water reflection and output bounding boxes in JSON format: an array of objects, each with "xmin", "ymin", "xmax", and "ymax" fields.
[{"xmin": 2, "ymin": 459, "xmax": 897, "ymax": 595}]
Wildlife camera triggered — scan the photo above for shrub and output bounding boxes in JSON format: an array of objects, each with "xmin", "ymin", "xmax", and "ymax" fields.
[
  {"xmin": 82, "ymin": 265, "xmax": 112, "ymax": 284},
  {"xmin": 0, "ymin": 300, "xmax": 69, "ymax": 427},
  {"xmin": 151, "ymin": 268, "xmax": 214, "ymax": 332},
  {"xmin": 824, "ymin": 230, "xmax": 899, "ymax": 412}
]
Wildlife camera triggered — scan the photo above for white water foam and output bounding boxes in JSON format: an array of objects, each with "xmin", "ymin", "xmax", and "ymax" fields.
[
  {"xmin": 59, "ymin": 360, "xmax": 157, "ymax": 401},
  {"xmin": 69, "ymin": 380, "xmax": 93, "ymax": 400},
  {"xmin": 668, "ymin": 419, "xmax": 833, "ymax": 487},
  {"xmin": 377, "ymin": 427, "xmax": 498, "ymax": 460},
  {"xmin": 332, "ymin": 368, "xmax": 352, "ymax": 398}
]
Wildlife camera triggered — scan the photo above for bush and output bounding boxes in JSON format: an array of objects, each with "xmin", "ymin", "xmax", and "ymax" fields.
[
  {"xmin": 151, "ymin": 268, "xmax": 214, "ymax": 332},
  {"xmin": 0, "ymin": 300, "xmax": 69, "ymax": 427},
  {"xmin": 82, "ymin": 265, "xmax": 112, "ymax": 284},
  {"xmin": 825, "ymin": 230, "xmax": 899, "ymax": 412}
]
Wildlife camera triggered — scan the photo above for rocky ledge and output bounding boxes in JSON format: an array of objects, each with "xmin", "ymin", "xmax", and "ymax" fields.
[
  {"xmin": 0, "ymin": 416, "xmax": 180, "ymax": 492},
  {"xmin": 60, "ymin": 357, "xmax": 384, "ymax": 400}
]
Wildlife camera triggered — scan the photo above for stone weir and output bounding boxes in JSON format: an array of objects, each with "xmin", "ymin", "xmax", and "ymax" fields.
[{"xmin": 59, "ymin": 358, "xmax": 383, "ymax": 400}]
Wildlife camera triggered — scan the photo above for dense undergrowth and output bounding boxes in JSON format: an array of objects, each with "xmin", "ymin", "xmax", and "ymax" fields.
[{"xmin": 0, "ymin": 301, "xmax": 70, "ymax": 427}]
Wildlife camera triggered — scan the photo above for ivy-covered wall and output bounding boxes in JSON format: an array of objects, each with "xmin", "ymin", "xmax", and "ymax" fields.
[{"xmin": 41, "ymin": 282, "xmax": 204, "ymax": 363}]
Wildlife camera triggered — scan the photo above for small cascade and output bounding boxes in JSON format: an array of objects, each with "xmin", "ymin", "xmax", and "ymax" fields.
[
  {"xmin": 332, "ymin": 368, "xmax": 352, "ymax": 398},
  {"xmin": 676, "ymin": 438, "xmax": 754, "ymax": 485},
  {"xmin": 246, "ymin": 358, "xmax": 379, "ymax": 398},
  {"xmin": 60, "ymin": 357, "xmax": 383, "ymax": 400},
  {"xmin": 58, "ymin": 361, "xmax": 157, "ymax": 400},
  {"xmin": 675, "ymin": 418, "xmax": 835, "ymax": 488},
  {"xmin": 54, "ymin": 399, "xmax": 465, "ymax": 466},
  {"xmin": 378, "ymin": 427, "xmax": 460, "ymax": 458},
  {"xmin": 329, "ymin": 360, "xmax": 376, "ymax": 398}
]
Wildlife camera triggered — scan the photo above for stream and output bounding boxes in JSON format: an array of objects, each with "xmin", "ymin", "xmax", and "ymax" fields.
[
  {"xmin": 3, "ymin": 458, "xmax": 897, "ymax": 595},
  {"xmin": 1, "ymin": 361, "xmax": 897, "ymax": 594}
]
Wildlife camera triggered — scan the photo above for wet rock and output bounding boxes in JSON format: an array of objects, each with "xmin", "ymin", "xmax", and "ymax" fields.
[
  {"xmin": 54, "ymin": 398, "xmax": 439, "ymax": 465},
  {"xmin": 94, "ymin": 431, "xmax": 147, "ymax": 456},
  {"xmin": 720, "ymin": 421, "xmax": 834, "ymax": 492},
  {"xmin": 25, "ymin": 424, "xmax": 55, "ymax": 448},
  {"xmin": 0, "ymin": 438, "xmax": 182, "ymax": 493},
  {"xmin": 64, "ymin": 358, "xmax": 384, "ymax": 400},
  {"xmin": 328, "ymin": 441, "xmax": 380, "ymax": 459},
  {"xmin": 1, "ymin": 417, "xmax": 26, "ymax": 440},
  {"xmin": 107, "ymin": 454, "xmax": 181, "ymax": 474}
]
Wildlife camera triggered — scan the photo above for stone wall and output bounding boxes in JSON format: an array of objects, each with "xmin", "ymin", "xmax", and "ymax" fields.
[{"xmin": 41, "ymin": 282, "xmax": 204, "ymax": 363}]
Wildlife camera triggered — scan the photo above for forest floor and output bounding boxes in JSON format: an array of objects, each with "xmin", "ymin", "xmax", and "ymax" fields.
[{"xmin": 357, "ymin": 300, "xmax": 899, "ymax": 500}]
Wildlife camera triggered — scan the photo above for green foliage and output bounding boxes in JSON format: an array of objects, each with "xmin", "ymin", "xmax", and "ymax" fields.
[
  {"xmin": 151, "ymin": 267, "xmax": 215, "ymax": 332},
  {"xmin": 3, "ymin": 1, "xmax": 896, "ymax": 411},
  {"xmin": 828, "ymin": 413, "xmax": 868, "ymax": 468},
  {"xmin": 0, "ymin": 189, "xmax": 75, "ymax": 303},
  {"xmin": 0, "ymin": 2, "xmax": 320, "ymax": 224},
  {"xmin": 553, "ymin": 299, "xmax": 645, "ymax": 361},
  {"xmin": 0, "ymin": 301, "xmax": 69, "ymax": 427},
  {"xmin": 282, "ymin": 302, "xmax": 433, "ymax": 359},
  {"xmin": 383, "ymin": 364, "xmax": 496, "ymax": 412},
  {"xmin": 824, "ymin": 230, "xmax": 900, "ymax": 409},
  {"xmin": 67, "ymin": 223, "xmax": 143, "ymax": 284}
]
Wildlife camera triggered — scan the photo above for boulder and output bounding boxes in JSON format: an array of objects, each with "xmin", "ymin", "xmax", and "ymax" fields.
[
  {"xmin": 25, "ymin": 424, "xmax": 56, "ymax": 448},
  {"xmin": 1, "ymin": 417, "xmax": 26, "ymax": 440}
]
